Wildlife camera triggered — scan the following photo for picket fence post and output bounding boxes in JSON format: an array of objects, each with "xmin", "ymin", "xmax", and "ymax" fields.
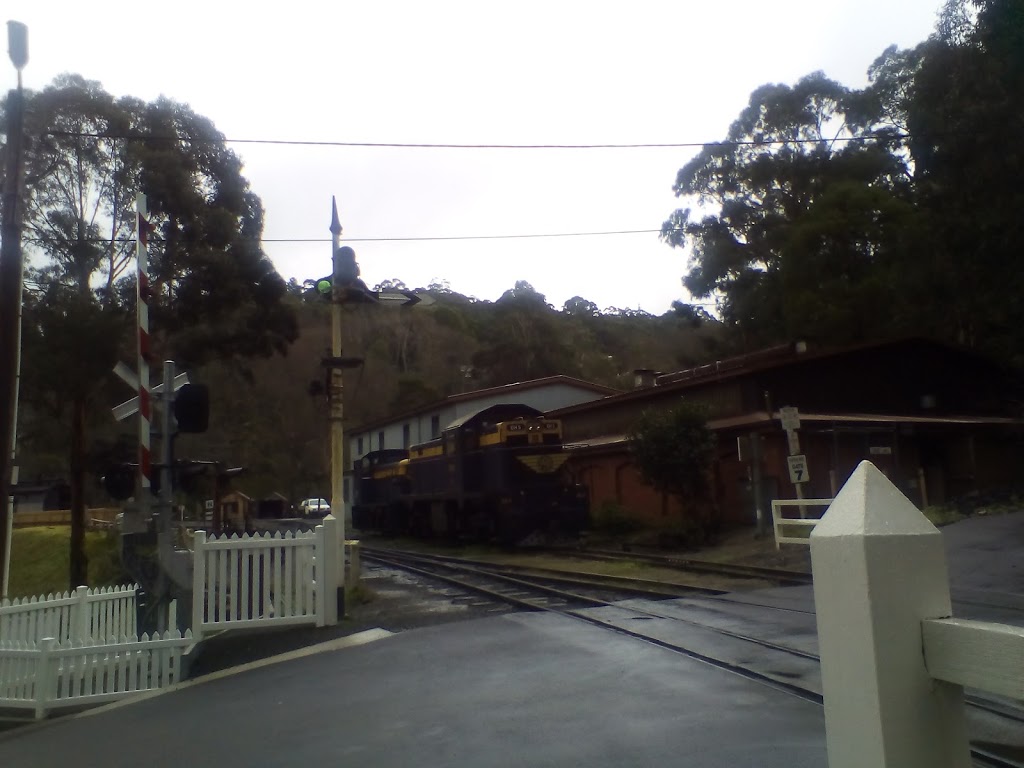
[
  {"xmin": 192, "ymin": 531, "xmax": 207, "ymax": 639},
  {"xmin": 809, "ymin": 461, "xmax": 971, "ymax": 768},
  {"xmin": 70, "ymin": 585, "xmax": 90, "ymax": 642},
  {"xmin": 34, "ymin": 637, "xmax": 56, "ymax": 720},
  {"xmin": 318, "ymin": 515, "xmax": 339, "ymax": 627}
]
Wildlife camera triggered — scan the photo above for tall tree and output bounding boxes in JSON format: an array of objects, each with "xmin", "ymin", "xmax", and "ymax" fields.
[
  {"xmin": 873, "ymin": 0, "xmax": 1024, "ymax": 361},
  {"xmin": 6, "ymin": 75, "xmax": 298, "ymax": 587},
  {"xmin": 662, "ymin": 72, "xmax": 916, "ymax": 349},
  {"xmin": 663, "ymin": 0, "xmax": 1024, "ymax": 364}
]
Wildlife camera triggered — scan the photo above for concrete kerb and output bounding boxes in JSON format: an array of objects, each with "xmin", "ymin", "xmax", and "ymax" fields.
[{"xmin": 0, "ymin": 627, "xmax": 394, "ymax": 742}]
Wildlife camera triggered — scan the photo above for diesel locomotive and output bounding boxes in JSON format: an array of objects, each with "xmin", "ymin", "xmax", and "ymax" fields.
[{"xmin": 351, "ymin": 403, "xmax": 588, "ymax": 542}]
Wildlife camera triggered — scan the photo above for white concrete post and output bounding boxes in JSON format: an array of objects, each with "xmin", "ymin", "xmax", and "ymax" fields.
[
  {"xmin": 318, "ymin": 515, "xmax": 339, "ymax": 626},
  {"xmin": 345, "ymin": 540, "xmax": 361, "ymax": 587},
  {"xmin": 191, "ymin": 530, "xmax": 206, "ymax": 639},
  {"xmin": 810, "ymin": 461, "xmax": 970, "ymax": 768},
  {"xmin": 70, "ymin": 585, "xmax": 90, "ymax": 642}
]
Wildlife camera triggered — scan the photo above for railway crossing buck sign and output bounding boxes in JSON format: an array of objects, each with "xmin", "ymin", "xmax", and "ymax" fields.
[{"xmin": 787, "ymin": 454, "xmax": 809, "ymax": 485}]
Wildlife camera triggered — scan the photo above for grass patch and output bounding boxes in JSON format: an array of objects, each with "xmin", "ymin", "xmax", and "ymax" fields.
[
  {"xmin": 345, "ymin": 580, "xmax": 376, "ymax": 606},
  {"xmin": 6, "ymin": 527, "xmax": 129, "ymax": 599}
]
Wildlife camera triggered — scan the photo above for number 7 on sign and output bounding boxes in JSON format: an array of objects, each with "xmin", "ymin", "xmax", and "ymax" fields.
[{"xmin": 787, "ymin": 455, "xmax": 810, "ymax": 485}]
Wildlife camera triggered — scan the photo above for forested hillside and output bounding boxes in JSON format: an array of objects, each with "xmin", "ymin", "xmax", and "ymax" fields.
[{"xmin": 182, "ymin": 280, "xmax": 724, "ymax": 500}]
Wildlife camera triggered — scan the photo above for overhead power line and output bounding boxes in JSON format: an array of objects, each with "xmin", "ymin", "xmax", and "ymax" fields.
[
  {"xmin": 44, "ymin": 129, "xmax": 899, "ymax": 150},
  {"xmin": 27, "ymin": 228, "xmax": 678, "ymax": 245},
  {"xmin": 264, "ymin": 228, "xmax": 670, "ymax": 243}
]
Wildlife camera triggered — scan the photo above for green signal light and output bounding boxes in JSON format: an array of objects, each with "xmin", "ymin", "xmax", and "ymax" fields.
[{"xmin": 317, "ymin": 279, "xmax": 332, "ymax": 295}]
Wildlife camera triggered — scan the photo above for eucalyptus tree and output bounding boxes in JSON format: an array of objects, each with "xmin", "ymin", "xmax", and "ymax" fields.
[
  {"xmin": 661, "ymin": 71, "xmax": 918, "ymax": 349},
  {"xmin": 4, "ymin": 75, "xmax": 297, "ymax": 586},
  {"xmin": 662, "ymin": 0, "xmax": 1024, "ymax": 363}
]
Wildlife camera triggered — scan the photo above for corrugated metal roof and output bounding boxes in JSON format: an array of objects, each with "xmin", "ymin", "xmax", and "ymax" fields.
[
  {"xmin": 350, "ymin": 375, "xmax": 620, "ymax": 434},
  {"xmin": 445, "ymin": 403, "xmax": 543, "ymax": 431}
]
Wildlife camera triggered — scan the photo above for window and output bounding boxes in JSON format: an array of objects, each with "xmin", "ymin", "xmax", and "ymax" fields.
[
  {"xmin": 431, "ymin": 415, "xmax": 440, "ymax": 438},
  {"xmin": 357, "ymin": 437, "xmax": 364, "ymax": 455},
  {"xmin": 378, "ymin": 431, "xmax": 385, "ymax": 450},
  {"xmin": 403, "ymin": 423, "xmax": 411, "ymax": 448}
]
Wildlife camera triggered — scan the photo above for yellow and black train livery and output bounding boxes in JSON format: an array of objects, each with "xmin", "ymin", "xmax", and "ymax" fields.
[{"xmin": 351, "ymin": 403, "xmax": 588, "ymax": 542}]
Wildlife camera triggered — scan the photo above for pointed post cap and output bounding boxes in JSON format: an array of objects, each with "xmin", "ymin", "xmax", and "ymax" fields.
[
  {"xmin": 813, "ymin": 460, "xmax": 938, "ymax": 538},
  {"xmin": 330, "ymin": 196, "xmax": 342, "ymax": 236}
]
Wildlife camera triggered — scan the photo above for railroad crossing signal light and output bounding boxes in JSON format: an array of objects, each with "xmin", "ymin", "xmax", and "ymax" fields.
[
  {"xmin": 102, "ymin": 463, "xmax": 161, "ymax": 499},
  {"xmin": 103, "ymin": 464, "xmax": 135, "ymax": 500},
  {"xmin": 173, "ymin": 383, "xmax": 209, "ymax": 433},
  {"xmin": 334, "ymin": 245, "xmax": 360, "ymax": 285}
]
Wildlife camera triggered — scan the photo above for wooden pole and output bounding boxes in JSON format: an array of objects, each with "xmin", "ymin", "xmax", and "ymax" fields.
[{"xmin": 0, "ymin": 84, "xmax": 25, "ymax": 598}]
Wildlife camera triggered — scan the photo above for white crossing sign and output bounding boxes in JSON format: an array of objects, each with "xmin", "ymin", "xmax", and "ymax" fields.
[
  {"xmin": 111, "ymin": 372, "xmax": 190, "ymax": 421},
  {"xmin": 787, "ymin": 454, "xmax": 810, "ymax": 485},
  {"xmin": 779, "ymin": 406, "xmax": 801, "ymax": 431}
]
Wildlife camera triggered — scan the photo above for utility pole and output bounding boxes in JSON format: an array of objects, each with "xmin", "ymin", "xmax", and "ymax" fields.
[
  {"xmin": 329, "ymin": 198, "xmax": 346, "ymax": 611},
  {"xmin": 0, "ymin": 21, "xmax": 28, "ymax": 597}
]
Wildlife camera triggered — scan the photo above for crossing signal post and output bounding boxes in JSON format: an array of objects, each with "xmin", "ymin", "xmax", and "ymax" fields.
[
  {"xmin": 110, "ymin": 360, "xmax": 209, "ymax": 629},
  {"xmin": 0, "ymin": 22, "xmax": 28, "ymax": 598},
  {"xmin": 314, "ymin": 198, "xmax": 433, "ymax": 616},
  {"xmin": 328, "ymin": 199, "xmax": 347, "ymax": 617}
]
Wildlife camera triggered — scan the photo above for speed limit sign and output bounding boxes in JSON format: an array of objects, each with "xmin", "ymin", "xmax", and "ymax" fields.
[{"xmin": 787, "ymin": 454, "xmax": 810, "ymax": 484}]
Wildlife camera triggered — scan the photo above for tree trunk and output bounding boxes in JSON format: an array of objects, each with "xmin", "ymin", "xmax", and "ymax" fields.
[{"xmin": 69, "ymin": 395, "xmax": 88, "ymax": 588}]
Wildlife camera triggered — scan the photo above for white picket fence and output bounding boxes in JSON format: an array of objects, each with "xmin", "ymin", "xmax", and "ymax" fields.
[
  {"xmin": 0, "ymin": 584, "xmax": 137, "ymax": 646},
  {"xmin": 192, "ymin": 515, "xmax": 339, "ymax": 637},
  {"xmin": 811, "ymin": 461, "xmax": 1024, "ymax": 767},
  {"xmin": 0, "ymin": 630, "xmax": 191, "ymax": 718}
]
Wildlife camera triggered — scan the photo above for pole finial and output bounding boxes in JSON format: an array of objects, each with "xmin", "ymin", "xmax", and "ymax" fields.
[{"xmin": 330, "ymin": 196, "xmax": 342, "ymax": 236}]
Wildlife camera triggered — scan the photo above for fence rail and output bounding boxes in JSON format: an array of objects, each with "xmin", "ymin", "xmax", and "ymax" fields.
[
  {"xmin": 810, "ymin": 461, "xmax": 1024, "ymax": 767},
  {"xmin": 192, "ymin": 516, "xmax": 338, "ymax": 637},
  {"xmin": 0, "ymin": 630, "xmax": 191, "ymax": 718},
  {"xmin": 771, "ymin": 498, "xmax": 833, "ymax": 548},
  {"xmin": 0, "ymin": 584, "xmax": 137, "ymax": 646}
]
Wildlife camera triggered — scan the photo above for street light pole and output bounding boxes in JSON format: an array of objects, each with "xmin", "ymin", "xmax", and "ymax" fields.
[
  {"xmin": 329, "ymin": 197, "xmax": 346, "ymax": 610},
  {"xmin": 0, "ymin": 21, "xmax": 28, "ymax": 597}
]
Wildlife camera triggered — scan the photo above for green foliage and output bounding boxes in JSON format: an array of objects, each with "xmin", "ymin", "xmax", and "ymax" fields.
[
  {"xmin": 389, "ymin": 375, "xmax": 440, "ymax": 413},
  {"xmin": 662, "ymin": 0, "xmax": 1024, "ymax": 365},
  {"xmin": 591, "ymin": 500, "xmax": 642, "ymax": 536},
  {"xmin": 628, "ymin": 402, "xmax": 716, "ymax": 503}
]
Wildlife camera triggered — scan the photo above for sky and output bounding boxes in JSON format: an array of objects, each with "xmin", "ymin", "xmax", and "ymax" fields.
[{"xmin": 6, "ymin": 1, "xmax": 945, "ymax": 315}]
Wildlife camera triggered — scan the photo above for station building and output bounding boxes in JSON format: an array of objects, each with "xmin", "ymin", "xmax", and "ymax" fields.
[{"xmin": 550, "ymin": 338, "xmax": 1024, "ymax": 530}]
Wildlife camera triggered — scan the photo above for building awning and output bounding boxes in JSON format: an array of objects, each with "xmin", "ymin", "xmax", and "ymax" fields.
[
  {"xmin": 564, "ymin": 411, "xmax": 1024, "ymax": 456},
  {"xmin": 712, "ymin": 411, "xmax": 1024, "ymax": 431}
]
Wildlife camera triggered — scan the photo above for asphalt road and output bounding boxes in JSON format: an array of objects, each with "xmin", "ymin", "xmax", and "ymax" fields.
[{"xmin": 1, "ymin": 612, "xmax": 828, "ymax": 768}]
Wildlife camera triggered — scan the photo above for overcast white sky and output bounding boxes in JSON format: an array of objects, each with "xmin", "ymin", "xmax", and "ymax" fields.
[{"xmin": 8, "ymin": 1, "xmax": 943, "ymax": 314}]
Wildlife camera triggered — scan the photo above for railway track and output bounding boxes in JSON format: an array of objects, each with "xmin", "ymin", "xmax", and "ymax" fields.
[
  {"xmin": 542, "ymin": 545, "xmax": 814, "ymax": 585},
  {"xmin": 364, "ymin": 546, "xmax": 1024, "ymax": 768}
]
